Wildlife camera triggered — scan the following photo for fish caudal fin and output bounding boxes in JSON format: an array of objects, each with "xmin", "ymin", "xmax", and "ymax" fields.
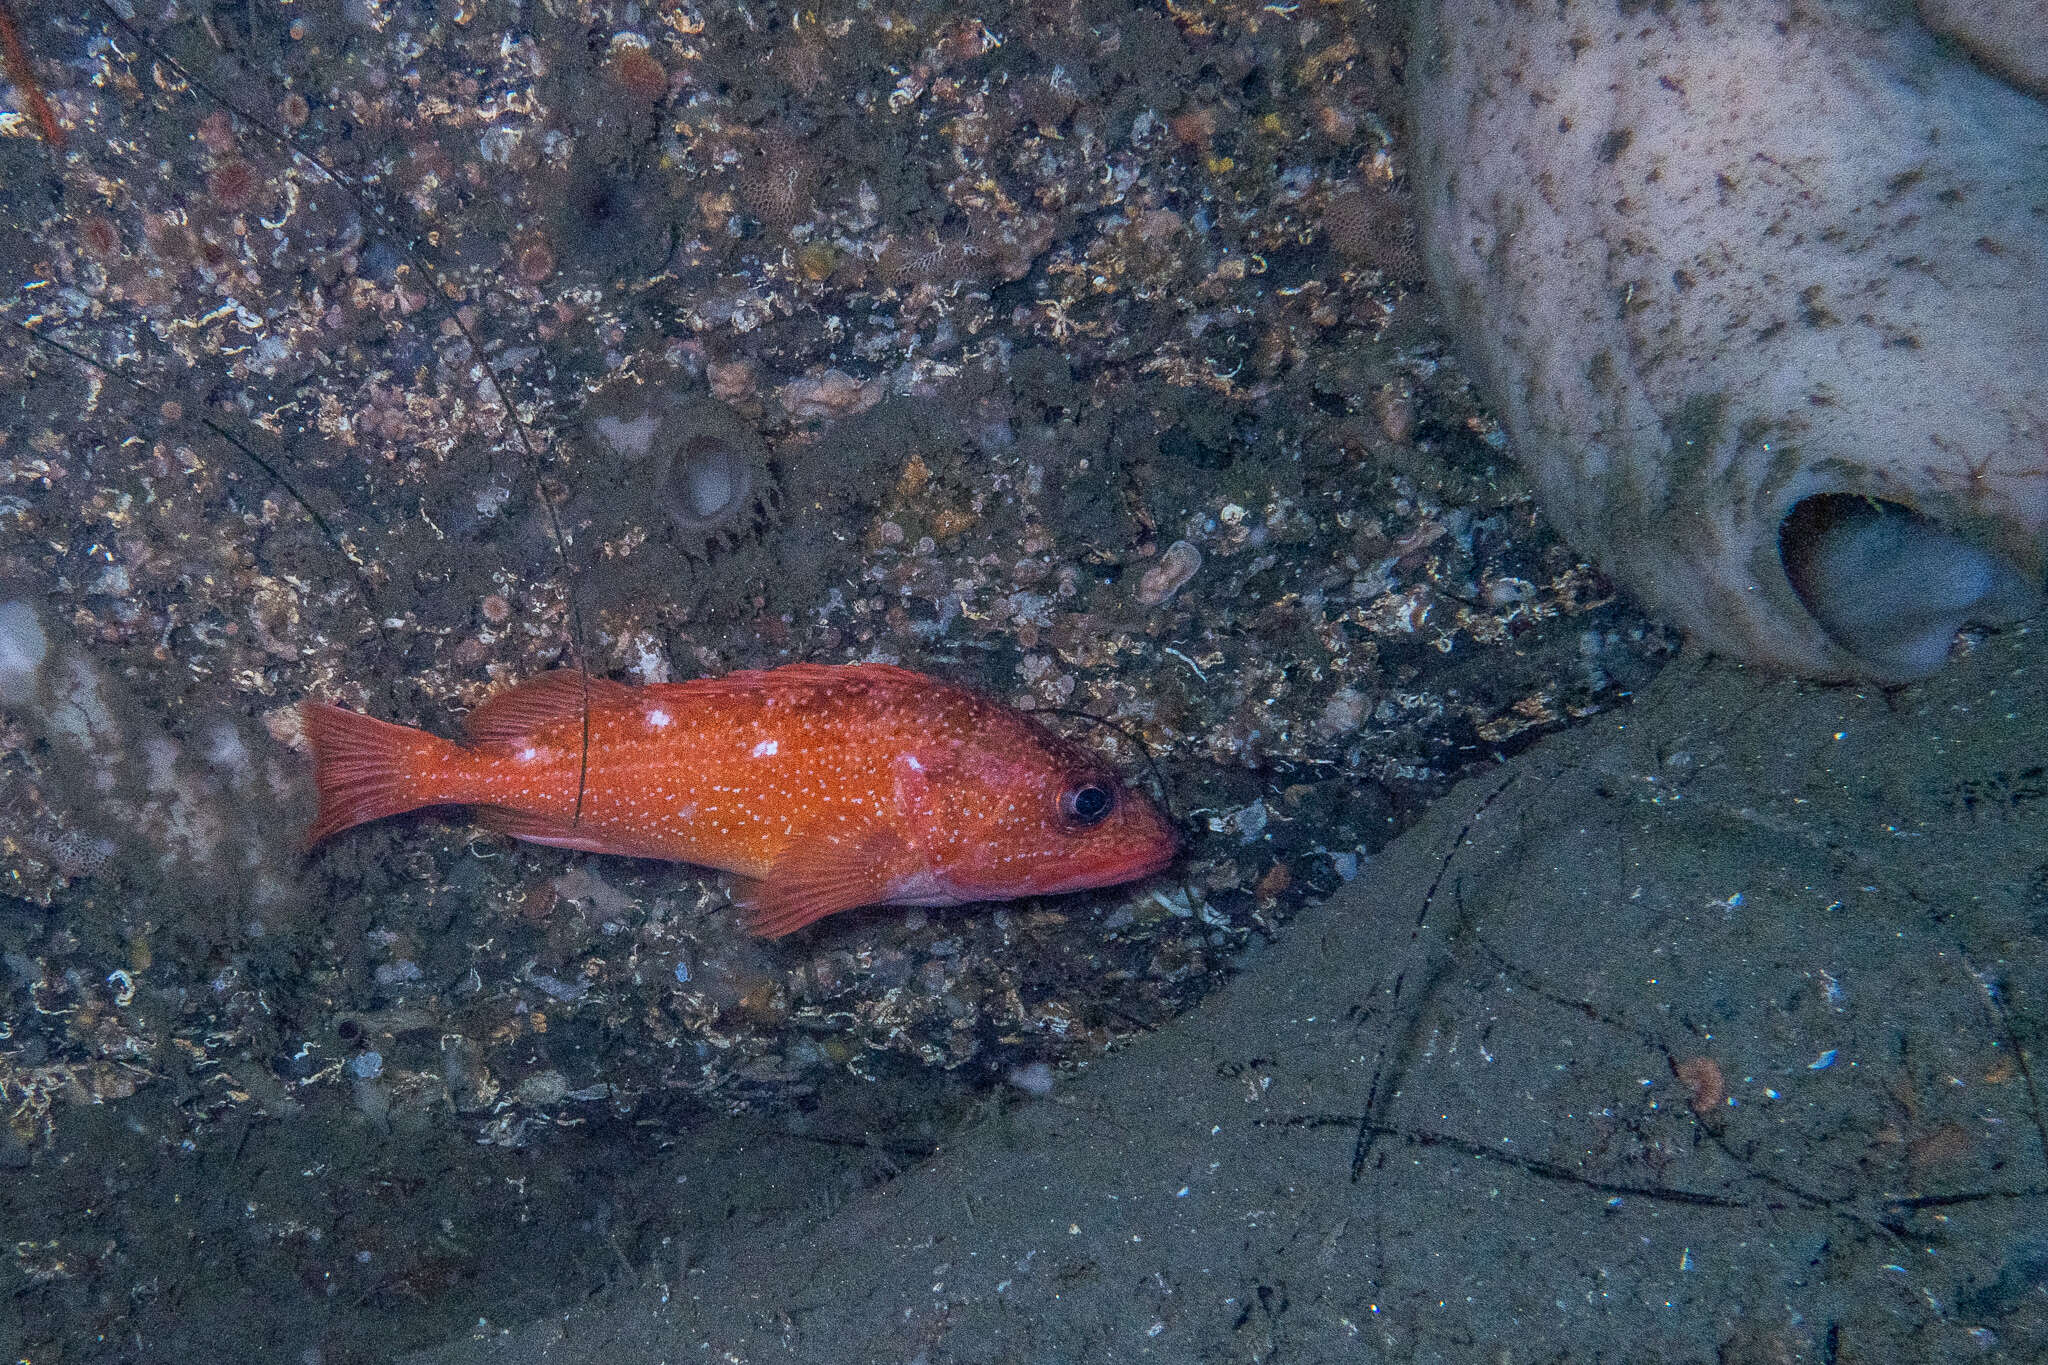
[{"xmin": 301, "ymin": 702, "xmax": 449, "ymax": 849}]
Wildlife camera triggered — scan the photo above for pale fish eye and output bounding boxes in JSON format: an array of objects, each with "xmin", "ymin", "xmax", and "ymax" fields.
[{"xmin": 1060, "ymin": 782, "xmax": 1114, "ymax": 827}]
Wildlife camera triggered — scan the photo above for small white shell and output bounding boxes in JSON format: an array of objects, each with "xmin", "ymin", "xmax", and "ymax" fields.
[{"xmin": 1137, "ymin": 540, "xmax": 1203, "ymax": 606}]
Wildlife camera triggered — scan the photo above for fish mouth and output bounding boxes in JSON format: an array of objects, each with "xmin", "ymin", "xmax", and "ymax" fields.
[
  {"xmin": 998, "ymin": 841, "xmax": 1177, "ymax": 902},
  {"xmin": 1126, "ymin": 834, "xmax": 1181, "ymax": 882},
  {"xmin": 1069, "ymin": 832, "xmax": 1182, "ymax": 895}
]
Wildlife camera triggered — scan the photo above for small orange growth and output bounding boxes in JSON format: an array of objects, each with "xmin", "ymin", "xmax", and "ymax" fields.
[
  {"xmin": 76, "ymin": 214, "xmax": 123, "ymax": 260},
  {"xmin": 207, "ymin": 159, "xmax": 263, "ymax": 212},
  {"xmin": 1254, "ymin": 860, "xmax": 1292, "ymax": 903},
  {"xmin": 514, "ymin": 882, "xmax": 559, "ymax": 922},
  {"xmin": 929, "ymin": 506, "xmax": 977, "ymax": 541},
  {"xmin": 1907, "ymin": 1121, "xmax": 1974, "ymax": 1173},
  {"xmin": 737, "ymin": 980, "xmax": 788, "ymax": 1026},
  {"xmin": 512, "ymin": 237, "xmax": 556, "ymax": 285},
  {"xmin": 895, "ymin": 452, "xmax": 933, "ymax": 498},
  {"xmin": 1673, "ymin": 1055, "xmax": 1726, "ymax": 1116},
  {"xmin": 1315, "ymin": 102, "xmax": 1359, "ymax": 142},
  {"xmin": 1169, "ymin": 107, "xmax": 1217, "ymax": 150},
  {"xmin": 277, "ymin": 92, "xmax": 310, "ymax": 129},
  {"xmin": 607, "ymin": 47, "xmax": 668, "ymax": 103},
  {"xmin": 0, "ymin": 0, "xmax": 64, "ymax": 150}
]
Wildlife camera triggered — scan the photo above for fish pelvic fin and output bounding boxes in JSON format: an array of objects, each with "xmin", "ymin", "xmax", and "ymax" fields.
[
  {"xmin": 301, "ymin": 702, "xmax": 453, "ymax": 849},
  {"xmin": 735, "ymin": 826, "xmax": 910, "ymax": 938}
]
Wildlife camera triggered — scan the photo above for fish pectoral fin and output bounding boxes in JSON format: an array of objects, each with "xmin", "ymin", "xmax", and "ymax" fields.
[
  {"xmin": 464, "ymin": 671, "xmax": 636, "ymax": 745},
  {"xmin": 475, "ymin": 806, "xmax": 665, "ymax": 859},
  {"xmin": 737, "ymin": 827, "xmax": 907, "ymax": 938}
]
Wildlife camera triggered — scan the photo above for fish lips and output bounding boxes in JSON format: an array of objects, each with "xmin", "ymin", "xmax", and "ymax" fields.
[{"xmin": 1046, "ymin": 821, "xmax": 1182, "ymax": 898}]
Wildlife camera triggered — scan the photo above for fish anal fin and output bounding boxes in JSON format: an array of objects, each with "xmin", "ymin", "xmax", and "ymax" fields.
[
  {"xmin": 475, "ymin": 806, "xmax": 669, "ymax": 859},
  {"xmin": 465, "ymin": 671, "xmax": 636, "ymax": 745},
  {"xmin": 737, "ymin": 826, "xmax": 908, "ymax": 938}
]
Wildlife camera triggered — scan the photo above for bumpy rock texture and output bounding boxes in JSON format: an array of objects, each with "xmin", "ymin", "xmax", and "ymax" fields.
[
  {"xmin": 405, "ymin": 614, "xmax": 2048, "ymax": 1365},
  {"xmin": 1411, "ymin": 0, "xmax": 2048, "ymax": 680},
  {"xmin": 1, "ymin": 0, "xmax": 1681, "ymax": 1356}
]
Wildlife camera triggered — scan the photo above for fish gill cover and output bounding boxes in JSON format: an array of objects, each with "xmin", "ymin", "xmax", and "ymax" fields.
[{"xmin": 0, "ymin": 0, "xmax": 1667, "ymax": 1357}]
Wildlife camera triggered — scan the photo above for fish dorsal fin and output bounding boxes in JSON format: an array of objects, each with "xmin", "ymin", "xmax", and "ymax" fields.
[
  {"xmin": 693, "ymin": 660, "xmax": 939, "ymax": 698},
  {"xmin": 464, "ymin": 671, "xmax": 636, "ymax": 744},
  {"xmin": 735, "ymin": 823, "xmax": 909, "ymax": 938}
]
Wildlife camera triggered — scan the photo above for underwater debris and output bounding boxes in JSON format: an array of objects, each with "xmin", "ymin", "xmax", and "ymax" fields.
[
  {"xmin": 777, "ymin": 367, "xmax": 884, "ymax": 422},
  {"xmin": 1136, "ymin": 539, "xmax": 1204, "ymax": 606}
]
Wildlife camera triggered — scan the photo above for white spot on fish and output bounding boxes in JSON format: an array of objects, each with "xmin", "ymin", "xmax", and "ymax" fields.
[
  {"xmin": 647, "ymin": 708, "xmax": 672, "ymax": 728},
  {"xmin": 751, "ymin": 739, "xmax": 778, "ymax": 758},
  {"xmin": 516, "ymin": 746, "xmax": 539, "ymax": 763}
]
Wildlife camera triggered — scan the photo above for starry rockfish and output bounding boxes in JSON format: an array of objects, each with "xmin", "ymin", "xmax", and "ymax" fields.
[{"xmin": 301, "ymin": 663, "xmax": 1178, "ymax": 936}]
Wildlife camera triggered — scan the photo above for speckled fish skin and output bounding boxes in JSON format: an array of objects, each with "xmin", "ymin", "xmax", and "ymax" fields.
[{"xmin": 302, "ymin": 662, "xmax": 1179, "ymax": 937}]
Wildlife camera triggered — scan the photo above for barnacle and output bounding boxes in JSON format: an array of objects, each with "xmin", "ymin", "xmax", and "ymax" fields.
[{"xmin": 570, "ymin": 378, "xmax": 779, "ymax": 574}]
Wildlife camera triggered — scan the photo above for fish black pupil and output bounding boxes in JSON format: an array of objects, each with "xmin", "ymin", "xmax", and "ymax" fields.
[{"xmin": 1065, "ymin": 783, "xmax": 1113, "ymax": 825}]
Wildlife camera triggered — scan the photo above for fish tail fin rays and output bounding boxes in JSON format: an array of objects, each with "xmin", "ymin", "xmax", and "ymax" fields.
[
  {"xmin": 733, "ymin": 826, "xmax": 910, "ymax": 937},
  {"xmin": 301, "ymin": 702, "xmax": 450, "ymax": 849}
]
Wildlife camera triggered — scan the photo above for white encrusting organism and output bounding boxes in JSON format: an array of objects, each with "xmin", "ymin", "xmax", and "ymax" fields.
[
  {"xmin": 0, "ymin": 599, "xmax": 50, "ymax": 704},
  {"xmin": 0, "ymin": 598, "xmax": 302, "ymax": 924}
]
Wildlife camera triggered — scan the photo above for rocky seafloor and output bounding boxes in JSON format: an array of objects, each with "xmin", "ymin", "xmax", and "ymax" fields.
[{"xmin": 0, "ymin": 1, "xmax": 1672, "ymax": 1357}]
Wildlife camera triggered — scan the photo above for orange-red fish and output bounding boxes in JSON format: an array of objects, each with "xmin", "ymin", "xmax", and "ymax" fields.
[{"xmin": 302, "ymin": 663, "xmax": 1178, "ymax": 937}]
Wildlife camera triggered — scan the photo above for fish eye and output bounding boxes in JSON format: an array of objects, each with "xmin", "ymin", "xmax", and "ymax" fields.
[{"xmin": 1060, "ymin": 782, "xmax": 1115, "ymax": 827}]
